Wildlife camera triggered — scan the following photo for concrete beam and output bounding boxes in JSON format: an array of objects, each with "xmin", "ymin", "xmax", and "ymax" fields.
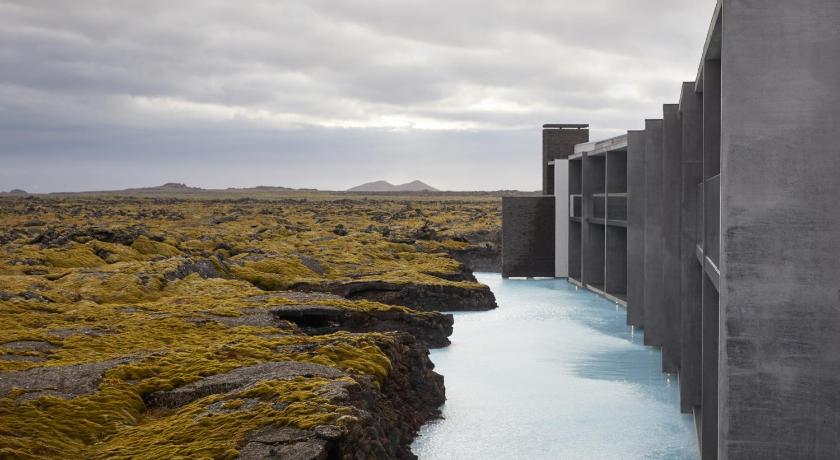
[{"xmin": 574, "ymin": 134, "xmax": 628, "ymax": 156}]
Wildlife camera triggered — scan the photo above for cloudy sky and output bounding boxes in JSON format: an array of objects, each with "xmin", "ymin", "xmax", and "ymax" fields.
[{"xmin": 0, "ymin": 0, "xmax": 717, "ymax": 192}]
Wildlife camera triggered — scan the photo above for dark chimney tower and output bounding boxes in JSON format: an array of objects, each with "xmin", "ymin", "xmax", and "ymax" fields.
[{"xmin": 542, "ymin": 124, "xmax": 589, "ymax": 194}]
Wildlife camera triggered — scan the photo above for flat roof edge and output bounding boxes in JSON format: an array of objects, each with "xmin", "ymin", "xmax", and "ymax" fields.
[
  {"xmin": 543, "ymin": 124, "xmax": 590, "ymax": 129},
  {"xmin": 678, "ymin": 81, "xmax": 698, "ymax": 112},
  {"xmin": 574, "ymin": 133, "xmax": 628, "ymax": 155},
  {"xmin": 696, "ymin": 0, "xmax": 723, "ymax": 91}
]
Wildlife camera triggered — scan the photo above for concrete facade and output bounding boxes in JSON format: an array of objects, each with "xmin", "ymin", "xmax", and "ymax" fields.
[
  {"xmin": 501, "ymin": 1, "xmax": 840, "ymax": 457},
  {"xmin": 567, "ymin": 136, "xmax": 629, "ymax": 306},
  {"xmin": 718, "ymin": 1, "xmax": 840, "ymax": 458}
]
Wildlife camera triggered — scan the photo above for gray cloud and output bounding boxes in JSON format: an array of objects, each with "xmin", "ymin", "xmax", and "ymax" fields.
[{"xmin": 0, "ymin": 0, "xmax": 717, "ymax": 192}]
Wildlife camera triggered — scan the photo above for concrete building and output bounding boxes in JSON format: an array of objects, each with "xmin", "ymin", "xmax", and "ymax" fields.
[
  {"xmin": 502, "ymin": 1, "xmax": 840, "ymax": 458},
  {"xmin": 502, "ymin": 124, "xmax": 588, "ymax": 279}
]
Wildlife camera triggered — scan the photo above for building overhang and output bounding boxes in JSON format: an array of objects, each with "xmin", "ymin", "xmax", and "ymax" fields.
[
  {"xmin": 573, "ymin": 134, "xmax": 628, "ymax": 157},
  {"xmin": 695, "ymin": 0, "xmax": 722, "ymax": 92}
]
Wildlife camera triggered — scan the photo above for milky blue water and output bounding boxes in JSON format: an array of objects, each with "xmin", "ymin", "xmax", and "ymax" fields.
[{"xmin": 411, "ymin": 274, "xmax": 699, "ymax": 460}]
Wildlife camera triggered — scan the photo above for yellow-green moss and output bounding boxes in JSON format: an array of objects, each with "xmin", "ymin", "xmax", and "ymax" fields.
[
  {"xmin": 130, "ymin": 236, "xmax": 182, "ymax": 257},
  {"xmin": 88, "ymin": 241, "xmax": 146, "ymax": 264},
  {"xmin": 88, "ymin": 377, "xmax": 356, "ymax": 460},
  {"xmin": 228, "ymin": 256, "xmax": 318, "ymax": 290},
  {"xmin": 44, "ymin": 246, "xmax": 105, "ymax": 268}
]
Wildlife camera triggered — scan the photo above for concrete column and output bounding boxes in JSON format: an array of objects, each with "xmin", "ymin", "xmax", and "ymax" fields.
[
  {"xmin": 662, "ymin": 104, "xmax": 683, "ymax": 374},
  {"xmin": 554, "ymin": 160, "xmax": 569, "ymax": 278},
  {"xmin": 569, "ymin": 159, "xmax": 583, "ymax": 281},
  {"xmin": 718, "ymin": 1, "xmax": 840, "ymax": 458},
  {"xmin": 643, "ymin": 119, "xmax": 665, "ymax": 346},
  {"xmin": 582, "ymin": 154, "xmax": 606, "ymax": 287},
  {"xmin": 626, "ymin": 131, "xmax": 646, "ymax": 327},
  {"xmin": 701, "ymin": 58, "xmax": 721, "ymax": 460},
  {"xmin": 700, "ymin": 56, "xmax": 721, "ymax": 460},
  {"xmin": 678, "ymin": 82, "xmax": 703, "ymax": 414}
]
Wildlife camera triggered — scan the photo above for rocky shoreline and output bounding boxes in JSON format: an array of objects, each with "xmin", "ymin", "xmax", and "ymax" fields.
[
  {"xmin": 293, "ymin": 280, "xmax": 498, "ymax": 313},
  {"xmin": 149, "ymin": 333, "xmax": 446, "ymax": 460}
]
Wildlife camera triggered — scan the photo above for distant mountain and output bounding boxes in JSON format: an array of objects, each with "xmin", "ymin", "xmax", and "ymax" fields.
[
  {"xmin": 347, "ymin": 180, "xmax": 439, "ymax": 193},
  {"xmin": 123, "ymin": 183, "xmax": 203, "ymax": 192}
]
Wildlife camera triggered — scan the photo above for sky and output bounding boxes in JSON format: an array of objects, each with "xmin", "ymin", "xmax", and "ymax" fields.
[{"xmin": 0, "ymin": 0, "xmax": 718, "ymax": 193}]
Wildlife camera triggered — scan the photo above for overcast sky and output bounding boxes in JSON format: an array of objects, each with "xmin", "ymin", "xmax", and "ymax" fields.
[{"xmin": 0, "ymin": 0, "xmax": 717, "ymax": 192}]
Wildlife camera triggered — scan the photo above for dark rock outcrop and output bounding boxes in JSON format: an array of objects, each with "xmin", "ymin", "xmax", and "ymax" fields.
[
  {"xmin": 256, "ymin": 333, "xmax": 442, "ymax": 459},
  {"xmin": 448, "ymin": 229, "xmax": 501, "ymax": 273},
  {"xmin": 239, "ymin": 427, "xmax": 334, "ymax": 460},
  {"xmin": 144, "ymin": 361, "xmax": 348, "ymax": 409},
  {"xmin": 293, "ymin": 280, "xmax": 498, "ymax": 313},
  {"xmin": 28, "ymin": 225, "xmax": 149, "ymax": 248},
  {"xmin": 269, "ymin": 304, "xmax": 454, "ymax": 348},
  {"xmin": 448, "ymin": 243, "xmax": 501, "ymax": 273},
  {"xmin": 163, "ymin": 258, "xmax": 221, "ymax": 281},
  {"xmin": 145, "ymin": 333, "xmax": 444, "ymax": 459}
]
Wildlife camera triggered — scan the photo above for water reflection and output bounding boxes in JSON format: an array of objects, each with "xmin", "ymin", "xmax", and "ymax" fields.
[{"xmin": 411, "ymin": 274, "xmax": 698, "ymax": 460}]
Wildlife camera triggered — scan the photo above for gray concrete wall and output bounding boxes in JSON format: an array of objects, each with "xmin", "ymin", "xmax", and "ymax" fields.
[
  {"xmin": 582, "ymin": 155, "xmax": 606, "ymax": 286},
  {"xmin": 679, "ymin": 82, "xmax": 703, "ymax": 414},
  {"xmin": 643, "ymin": 120, "xmax": 665, "ymax": 346},
  {"xmin": 501, "ymin": 196, "xmax": 555, "ymax": 278},
  {"xmin": 661, "ymin": 104, "xmax": 683, "ymax": 374},
  {"xmin": 626, "ymin": 131, "xmax": 646, "ymax": 327},
  {"xmin": 718, "ymin": 1, "xmax": 840, "ymax": 458},
  {"xmin": 605, "ymin": 226, "xmax": 627, "ymax": 296}
]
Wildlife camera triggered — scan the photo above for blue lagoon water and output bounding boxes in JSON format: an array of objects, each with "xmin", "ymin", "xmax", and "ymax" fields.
[{"xmin": 411, "ymin": 274, "xmax": 698, "ymax": 460}]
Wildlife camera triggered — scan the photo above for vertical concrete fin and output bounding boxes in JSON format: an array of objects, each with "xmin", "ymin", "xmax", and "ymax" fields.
[
  {"xmin": 662, "ymin": 104, "xmax": 683, "ymax": 374},
  {"xmin": 678, "ymin": 82, "xmax": 704, "ymax": 413},
  {"xmin": 627, "ymin": 130, "xmax": 647, "ymax": 327},
  {"xmin": 643, "ymin": 119, "xmax": 665, "ymax": 347}
]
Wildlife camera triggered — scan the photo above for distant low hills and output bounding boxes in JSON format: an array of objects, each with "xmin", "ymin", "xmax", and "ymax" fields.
[
  {"xmin": 0, "ymin": 189, "xmax": 28, "ymax": 196},
  {"xmin": 0, "ymin": 182, "xmax": 536, "ymax": 199},
  {"xmin": 347, "ymin": 180, "xmax": 439, "ymax": 193}
]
